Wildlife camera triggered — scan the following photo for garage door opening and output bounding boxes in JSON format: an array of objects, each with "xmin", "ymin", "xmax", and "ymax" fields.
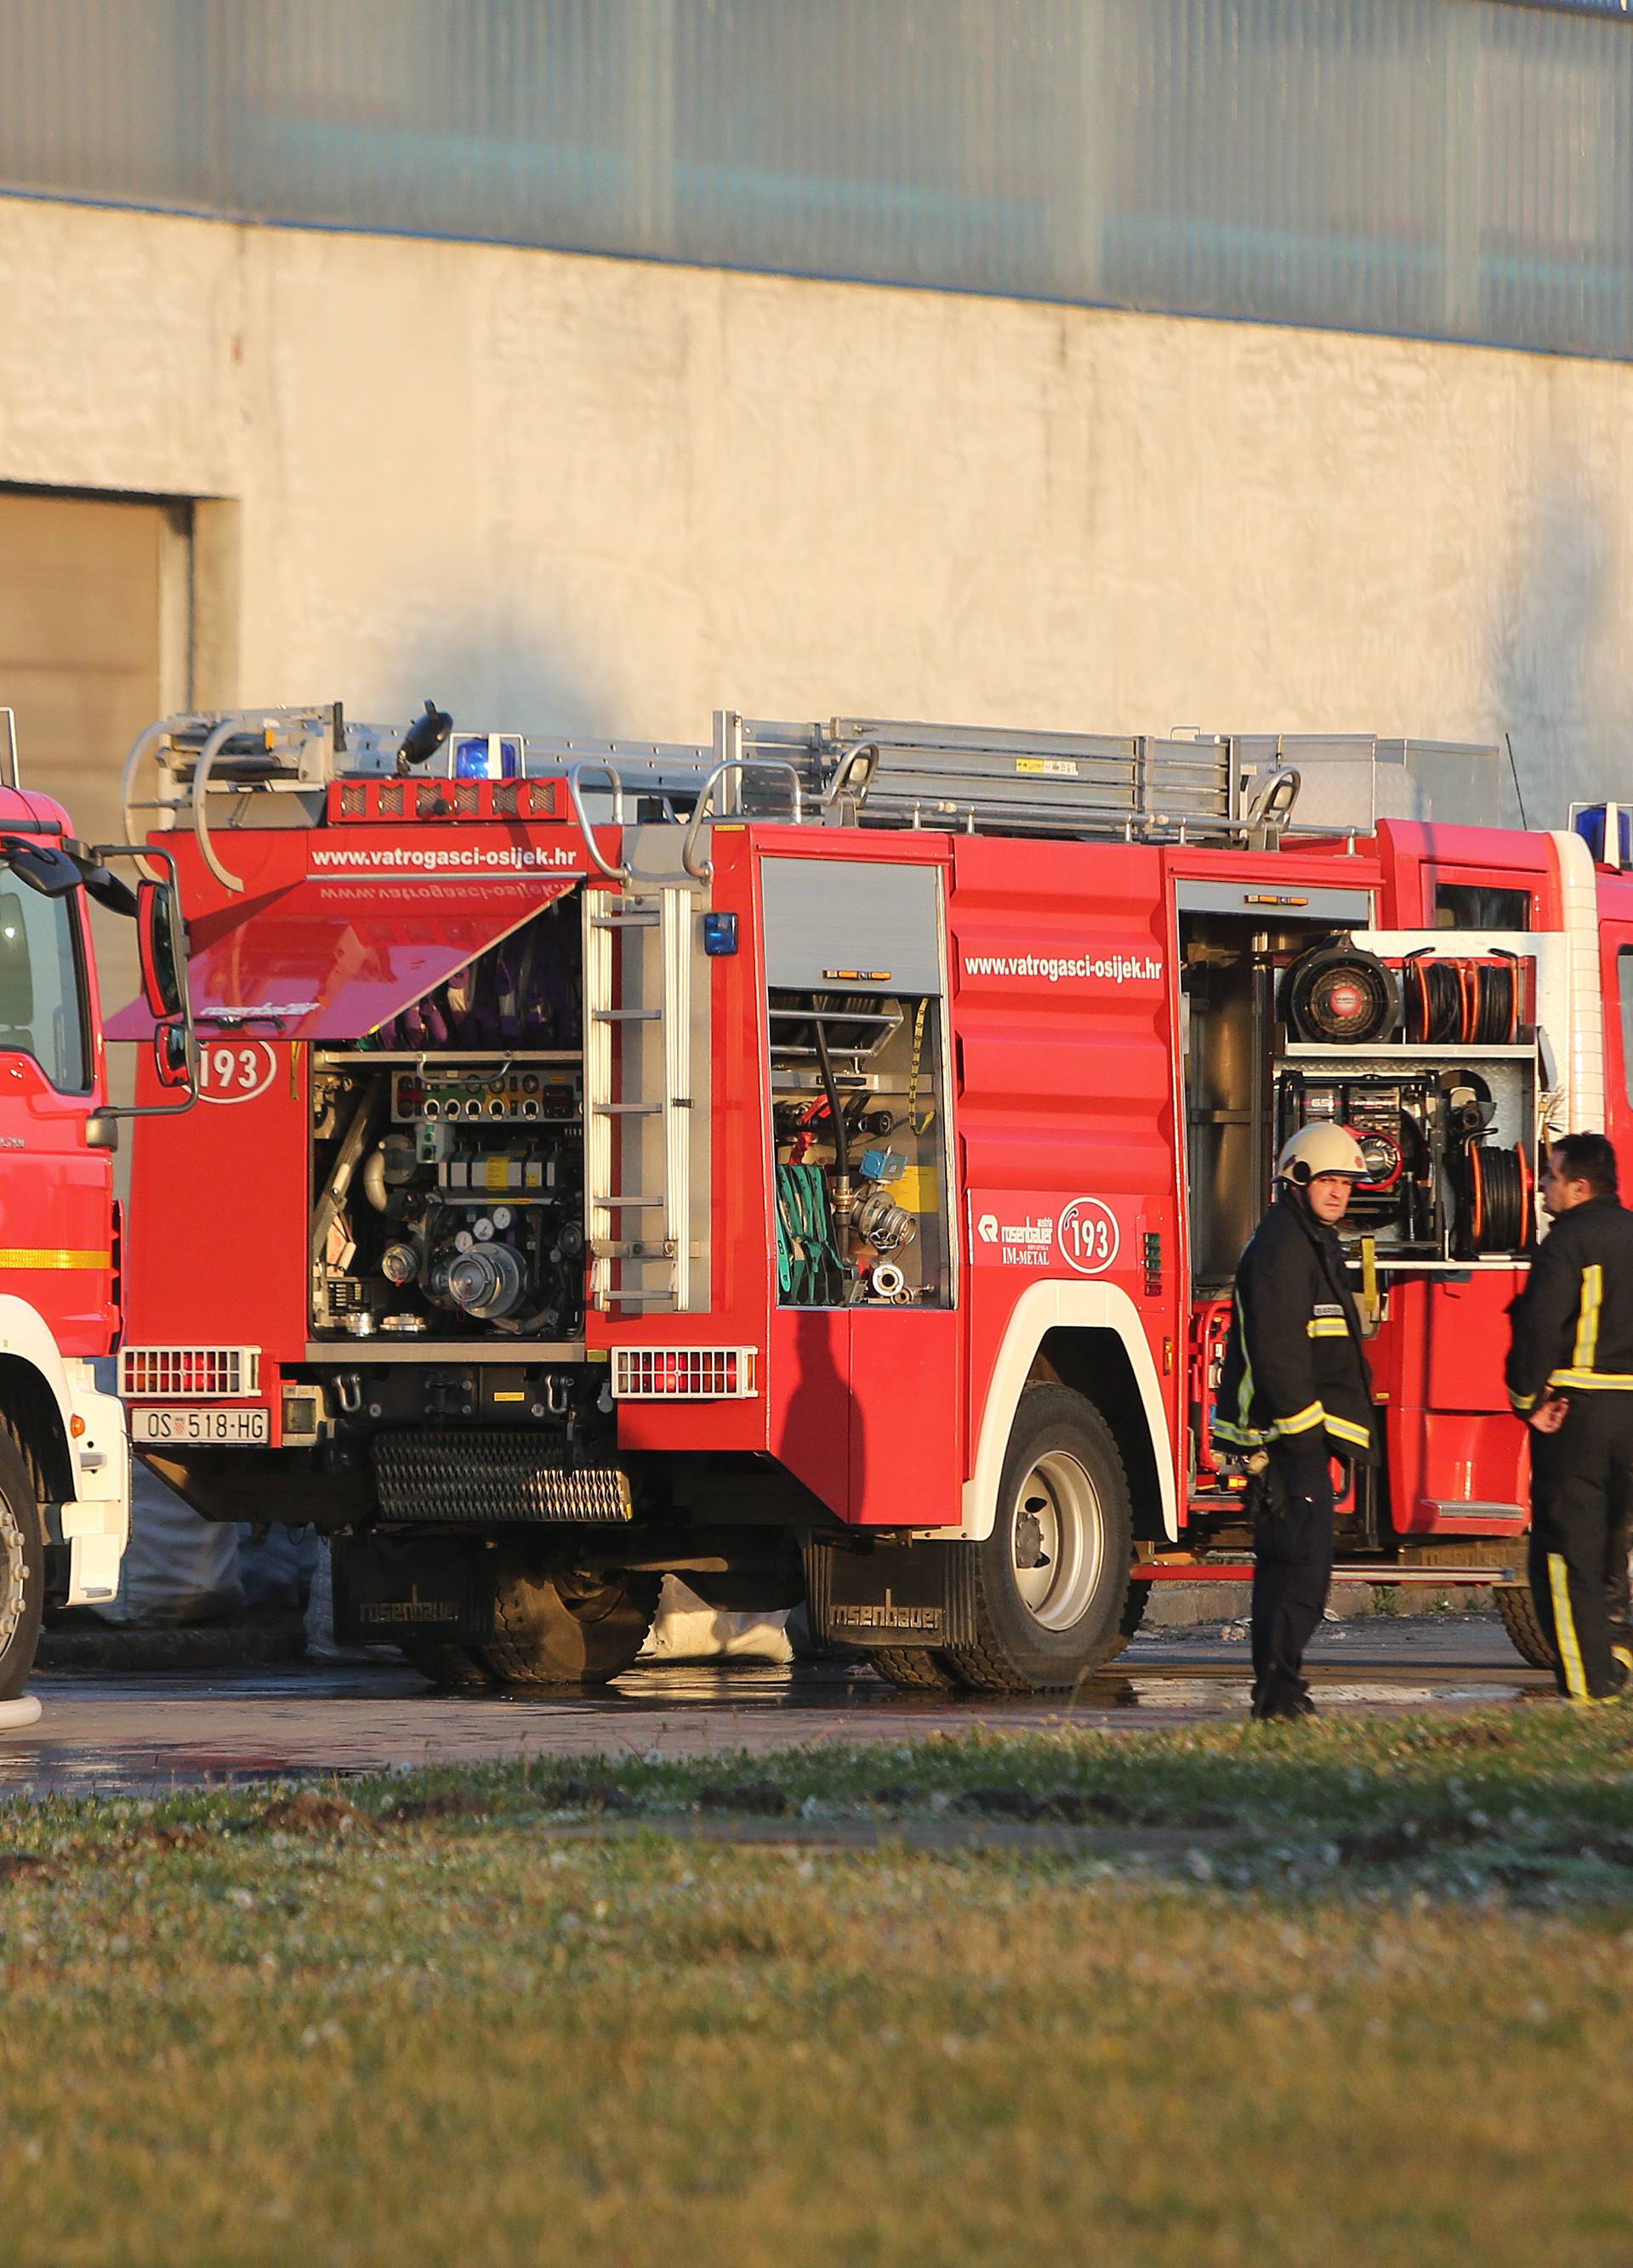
[{"xmin": 0, "ymin": 486, "xmax": 197, "ymax": 1140}]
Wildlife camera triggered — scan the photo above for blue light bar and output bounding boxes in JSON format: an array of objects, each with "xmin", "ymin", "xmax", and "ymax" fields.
[{"xmin": 452, "ymin": 734, "xmax": 523, "ymax": 782}]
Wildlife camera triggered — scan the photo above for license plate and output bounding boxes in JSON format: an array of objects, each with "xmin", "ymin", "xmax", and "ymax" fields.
[{"xmin": 130, "ymin": 1405, "xmax": 270, "ymax": 1446}]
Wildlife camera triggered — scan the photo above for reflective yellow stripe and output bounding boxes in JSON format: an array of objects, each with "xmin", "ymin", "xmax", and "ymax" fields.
[
  {"xmin": 1509, "ymin": 1388, "xmax": 1539, "ymax": 1414},
  {"xmin": 1548, "ymin": 1553, "xmax": 1590, "ymax": 1702},
  {"xmin": 0, "ymin": 1248, "xmax": 110, "ymax": 1270},
  {"xmin": 1323, "ymin": 1413, "xmax": 1373, "ymax": 1448},
  {"xmin": 1234, "ymin": 1291, "xmax": 1256, "ymax": 1439},
  {"xmin": 1213, "ymin": 1292, "xmax": 1273, "ymax": 1447},
  {"xmin": 1573, "ymin": 1265, "xmax": 1603, "ymax": 1372},
  {"xmin": 1306, "ymin": 1317, "xmax": 1349, "ymax": 1339},
  {"xmin": 1272, "ymin": 1401, "xmax": 1326, "ymax": 1437},
  {"xmin": 1545, "ymin": 1370, "xmax": 1633, "ymax": 1391}
]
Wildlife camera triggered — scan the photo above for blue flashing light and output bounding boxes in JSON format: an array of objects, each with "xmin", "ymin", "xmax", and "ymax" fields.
[
  {"xmin": 452, "ymin": 733, "xmax": 525, "ymax": 782},
  {"xmin": 703, "ymin": 912, "xmax": 738, "ymax": 957},
  {"xmin": 1575, "ymin": 803, "xmax": 1631, "ymax": 867}
]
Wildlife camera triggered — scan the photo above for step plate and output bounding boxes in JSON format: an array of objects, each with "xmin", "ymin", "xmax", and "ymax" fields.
[{"xmin": 373, "ymin": 1430, "xmax": 634, "ymax": 1523}]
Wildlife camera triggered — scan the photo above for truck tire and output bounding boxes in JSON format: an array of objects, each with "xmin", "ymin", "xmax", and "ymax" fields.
[
  {"xmin": 0, "ymin": 1430, "xmax": 45, "ymax": 1702},
  {"xmin": 481, "ymin": 1563, "xmax": 659, "ymax": 1689},
  {"xmin": 1494, "ymin": 1535, "xmax": 1633, "ymax": 1674},
  {"xmin": 940, "ymin": 1384, "xmax": 1134, "ymax": 1695},
  {"xmin": 400, "ymin": 1640, "xmax": 494, "ymax": 1691},
  {"xmin": 872, "ymin": 1647, "xmax": 963, "ymax": 1691},
  {"xmin": 1494, "ymin": 1582, "xmax": 1556, "ymax": 1671}
]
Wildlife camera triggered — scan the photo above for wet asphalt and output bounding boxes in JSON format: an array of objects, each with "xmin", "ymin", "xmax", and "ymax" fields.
[{"xmin": 0, "ymin": 1616, "xmax": 1553, "ymax": 1795}]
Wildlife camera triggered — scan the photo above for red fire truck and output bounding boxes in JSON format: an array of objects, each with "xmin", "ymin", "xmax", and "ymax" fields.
[
  {"xmin": 0, "ymin": 716, "xmax": 196, "ymax": 1701},
  {"xmin": 113, "ymin": 704, "xmax": 1618, "ymax": 1693}
]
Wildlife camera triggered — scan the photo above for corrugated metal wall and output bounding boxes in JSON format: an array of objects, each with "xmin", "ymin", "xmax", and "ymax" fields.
[{"xmin": 1, "ymin": 0, "xmax": 1630, "ymax": 359}]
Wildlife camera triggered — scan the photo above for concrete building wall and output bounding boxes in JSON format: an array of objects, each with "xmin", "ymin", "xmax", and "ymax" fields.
[{"xmin": 1, "ymin": 196, "xmax": 1629, "ymax": 824}]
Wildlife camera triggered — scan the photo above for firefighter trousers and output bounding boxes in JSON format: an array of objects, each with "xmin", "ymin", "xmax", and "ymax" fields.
[
  {"xmin": 1528, "ymin": 1393, "xmax": 1633, "ymax": 1702},
  {"xmin": 1249, "ymin": 1441, "xmax": 1334, "ymax": 1715}
]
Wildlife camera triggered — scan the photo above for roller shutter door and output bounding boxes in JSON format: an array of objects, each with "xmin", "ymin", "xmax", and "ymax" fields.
[{"xmin": 0, "ymin": 487, "xmax": 190, "ymax": 1051}]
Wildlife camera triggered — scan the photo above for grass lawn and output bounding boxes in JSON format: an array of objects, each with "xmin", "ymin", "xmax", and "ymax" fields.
[{"xmin": 5, "ymin": 1707, "xmax": 1633, "ymax": 2267}]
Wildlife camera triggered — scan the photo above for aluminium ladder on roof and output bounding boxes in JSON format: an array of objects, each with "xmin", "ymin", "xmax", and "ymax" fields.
[
  {"xmin": 731, "ymin": 713, "xmax": 1240, "ymax": 838},
  {"xmin": 125, "ymin": 702, "xmax": 1501, "ymax": 855}
]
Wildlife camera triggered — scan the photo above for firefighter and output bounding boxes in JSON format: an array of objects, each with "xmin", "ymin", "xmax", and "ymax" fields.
[
  {"xmin": 1505, "ymin": 1132, "xmax": 1633, "ymax": 1704},
  {"xmin": 1215, "ymin": 1124, "xmax": 1378, "ymax": 1721}
]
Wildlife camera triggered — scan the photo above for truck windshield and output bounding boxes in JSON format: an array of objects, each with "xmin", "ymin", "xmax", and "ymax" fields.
[{"xmin": 0, "ymin": 884, "xmax": 88, "ymax": 1094}]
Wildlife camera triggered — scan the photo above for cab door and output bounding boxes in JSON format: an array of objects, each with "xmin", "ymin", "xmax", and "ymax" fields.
[{"xmin": 0, "ymin": 885, "xmax": 114, "ymax": 1352}]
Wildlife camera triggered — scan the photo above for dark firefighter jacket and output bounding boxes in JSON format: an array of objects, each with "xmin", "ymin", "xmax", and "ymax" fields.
[
  {"xmin": 1505, "ymin": 1195, "xmax": 1633, "ymax": 1414},
  {"xmin": 1215, "ymin": 1192, "xmax": 1377, "ymax": 1461}
]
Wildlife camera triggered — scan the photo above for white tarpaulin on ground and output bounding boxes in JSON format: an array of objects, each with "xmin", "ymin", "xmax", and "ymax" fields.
[{"xmin": 639, "ymin": 1579, "xmax": 794, "ymax": 1664}]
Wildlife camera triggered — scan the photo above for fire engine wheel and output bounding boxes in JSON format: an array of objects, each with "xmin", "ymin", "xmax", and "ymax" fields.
[
  {"xmin": 0, "ymin": 1431, "xmax": 44, "ymax": 1702},
  {"xmin": 480, "ymin": 1562, "xmax": 661, "ymax": 1689},
  {"xmin": 1494, "ymin": 1535, "xmax": 1633, "ymax": 1674},
  {"xmin": 400, "ymin": 1640, "xmax": 494, "ymax": 1691},
  {"xmin": 942, "ymin": 1384, "xmax": 1134, "ymax": 1696},
  {"xmin": 1494, "ymin": 1585, "xmax": 1556, "ymax": 1671}
]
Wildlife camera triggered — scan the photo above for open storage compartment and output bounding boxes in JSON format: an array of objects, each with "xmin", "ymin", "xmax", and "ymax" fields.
[
  {"xmin": 309, "ymin": 893, "xmax": 589, "ymax": 1349},
  {"xmin": 1181, "ymin": 897, "xmax": 1540, "ymax": 1294},
  {"xmin": 763, "ymin": 856, "xmax": 954, "ymax": 1310}
]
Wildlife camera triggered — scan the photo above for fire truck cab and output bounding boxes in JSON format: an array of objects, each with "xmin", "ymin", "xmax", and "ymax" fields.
[
  {"xmin": 116, "ymin": 705, "xmax": 1590, "ymax": 1692},
  {"xmin": 0, "ymin": 735, "xmax": 195, "ymax": 1702}
]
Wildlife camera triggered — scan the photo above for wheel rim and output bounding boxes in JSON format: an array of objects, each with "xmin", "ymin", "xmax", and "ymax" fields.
[
  {"xmin": 0, "ymin": 1494, "xmax": 25, "ymax": 1658},
  {"xmin": 1010, "ymin": 1450, "xmax": 1105, "ymax": 1632}
]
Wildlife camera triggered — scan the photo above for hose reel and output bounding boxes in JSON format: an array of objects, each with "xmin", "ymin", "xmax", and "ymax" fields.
[
  {"xmin": 1280, "ymin": 944, "xmax": 1400, "ymax": 1045},
  {"xmin": 1455, "ymin": 1140, "xmax": 1534, "ymax": 1258},
  {"xmin": 1403, "ymin": 954, "xmax": 1518, "ymax": 1047}
]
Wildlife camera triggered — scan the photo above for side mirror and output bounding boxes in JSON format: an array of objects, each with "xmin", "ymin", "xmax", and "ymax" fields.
[
  {"xmin": 151, "ymin": 1018, "xmax": 195, "ymax": 1092},
  {"xmin": 137, "ymin": 878, "xmax": 188, "ymax": 1020},
  {"xmin": 77, "ymin": 842, "xmax": 200, "ymax": 1123}
]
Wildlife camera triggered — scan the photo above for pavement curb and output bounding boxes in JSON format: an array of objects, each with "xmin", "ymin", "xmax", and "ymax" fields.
[{"xmin": 36, "ymin": 1614, "xmax": 307, "ymax": 1674}]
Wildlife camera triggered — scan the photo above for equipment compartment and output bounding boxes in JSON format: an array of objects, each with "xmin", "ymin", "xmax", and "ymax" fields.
[
  {"xmin": 769, "ymin": 986, "xmax": 952, "ymax": 1308},
  {"xmin": 309, "ymin": 901, "xmax": 588, "ymax": 1344},
  {"xmin": 760, "ymin": 853, "xmax": 954, "ymax": 1311},
  {"xmin": 1182, "ymin": 913, "xmax": 1540, "ymax": 1290}
]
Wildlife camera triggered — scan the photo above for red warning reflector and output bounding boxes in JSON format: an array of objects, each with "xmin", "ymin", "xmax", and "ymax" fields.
[{"xmin": 611, "ymin": 1348, "xmax": 759, "ymax": 1399}]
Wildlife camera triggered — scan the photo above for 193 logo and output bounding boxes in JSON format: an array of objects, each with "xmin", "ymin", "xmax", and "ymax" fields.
[
  {"xmin": 1056, "ymin": 1197, "xmax": 1119, "ymax": 1276},
  {"xmin": 197, "ymin": 1040, "xmax": 277, "ymax": 1105}
]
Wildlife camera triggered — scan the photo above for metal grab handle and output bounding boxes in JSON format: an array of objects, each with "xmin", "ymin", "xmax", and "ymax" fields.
[
  {"xmin": 191, "ymin": 719, "xmax": 253, "ymax": 893},
  {"xmin": 681, "ymin": 759, "xmax": 805, "ymax": 883},
  {"xmin": 566, "ymin": 761, "xmax": 629, "ymax": 884},
  {"xmin": 119, "ymin": 717, "xmax": 180, "ymax": 883},
  {"xmin": 1241, "ymin": 765, "xmax": 1301, "ymax": 839},
  {"xmin": 825, "ymin": 739, "xmax": 879, "ymax": 809}
]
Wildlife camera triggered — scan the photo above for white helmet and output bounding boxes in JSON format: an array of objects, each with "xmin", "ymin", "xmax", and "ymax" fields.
[{"xmin": 1277, "ymin": 1123, "xmax": 1368, "ymax": 1185}]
